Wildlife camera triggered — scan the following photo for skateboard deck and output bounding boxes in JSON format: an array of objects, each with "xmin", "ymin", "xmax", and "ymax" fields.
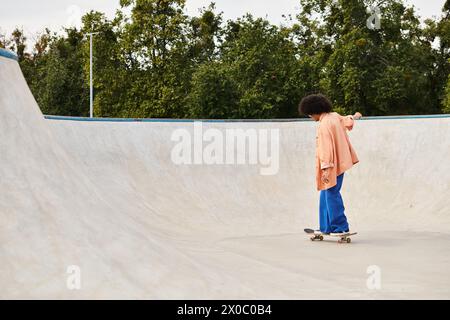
[{"xmin": 304, "ymin": 228, "xmax": 358, "ymax": 243}]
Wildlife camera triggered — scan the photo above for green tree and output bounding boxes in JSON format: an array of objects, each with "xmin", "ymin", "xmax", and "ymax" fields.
[
  {"xmin": 27, "ymin": 29, "xmax": 90, "ymax": 116},
  {"xmin": 11, "ymin": 28, "xmax": 27, "ymax": 60},
  {"xmin": 7, "ymin": 0, "xmax": 449, "ymax": 118},
  {"xmin": 188, "ymin": 15, "xmax": 304, "ymax": 119},
  {"xmin": 445, "ymin": 75, "xmax": 450, "ymax": 113},
  {"xmin": 296, "ymin": 0, "xmax": 441, "ymax": 116},
  {"xmin": 187, "ymin": 3, "xmax": 223, "ymax": 63},
  {"xmin": 0, "ymin": 30, "xmax": 10, "ymax": 48},
  {"xmin": 81, "ymin": 10, "xmax": 128, "ymax": 117},
  {"xmin": 186, "ymin": 61, "xmax": 238, "ymax": 118},
  {"xmin": 118, "ymin": 0, "xmax": 191, "ymax": 118},
  {"xmin": 437, "ymin": 0, "xmax": 450, "ymax": 112}
]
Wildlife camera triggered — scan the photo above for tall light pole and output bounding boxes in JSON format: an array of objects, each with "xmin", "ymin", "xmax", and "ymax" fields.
[{"xmin": 85, "ymin": 32, "xmax": 99, "ymax": 118}]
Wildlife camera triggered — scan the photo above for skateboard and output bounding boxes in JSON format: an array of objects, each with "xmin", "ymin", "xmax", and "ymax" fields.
[{"xmin": 304, "ymin": 228, "xmax": 358, "ymax": 243}]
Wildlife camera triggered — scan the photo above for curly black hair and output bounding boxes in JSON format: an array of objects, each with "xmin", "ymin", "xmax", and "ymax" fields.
[{"xmin": 298, "ymin": 94, "xmax": 332, "ymax": 116}]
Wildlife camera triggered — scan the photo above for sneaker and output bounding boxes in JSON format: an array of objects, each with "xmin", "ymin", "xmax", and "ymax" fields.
[{"xmin": 330, "ymin": 230, "xmax": 350, "ymax": 236}]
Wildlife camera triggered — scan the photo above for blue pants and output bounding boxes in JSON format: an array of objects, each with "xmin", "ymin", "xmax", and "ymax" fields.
[{"xmin": 319, "ymin": 173, "xmax": 349, "ymax": 233}]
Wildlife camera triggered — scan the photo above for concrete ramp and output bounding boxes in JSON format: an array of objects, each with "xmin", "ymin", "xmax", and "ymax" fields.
[{"xmin": 1, "ymin": 53, "xmax": 450, "ymax": 299}]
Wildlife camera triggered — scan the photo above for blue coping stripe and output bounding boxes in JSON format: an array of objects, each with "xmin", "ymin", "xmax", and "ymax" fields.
[
  {"xmin": 0, "ymin": 48, "xmax": 19, "ymax": 61},
  {"xmin": 44, "ymin": 115, "xmax": 226, "ymax": 123},
  {"xmin": 44, "ymin": 114, "xmax": 450, "ymax": 123}
]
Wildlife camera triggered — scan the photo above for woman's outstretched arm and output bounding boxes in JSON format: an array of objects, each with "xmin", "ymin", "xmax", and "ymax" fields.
[{"xmin": 341, "ymin": 112, "xmax": 363, "ymax": 131}]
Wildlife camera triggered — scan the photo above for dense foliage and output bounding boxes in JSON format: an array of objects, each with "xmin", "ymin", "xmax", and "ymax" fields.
[{"xmin": 1, "ymin": 0, "xmax": 449, "ymax": 118}]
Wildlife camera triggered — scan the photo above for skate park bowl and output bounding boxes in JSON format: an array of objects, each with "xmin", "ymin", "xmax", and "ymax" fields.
[{"xmin": 1, "ymin": 49, "xmax": 450, "ymax": 299}]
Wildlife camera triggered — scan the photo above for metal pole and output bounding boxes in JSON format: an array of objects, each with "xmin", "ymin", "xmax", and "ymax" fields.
[
  {"xmin": 85, "ymin": 32, "xmax": 99, "ymax": 118},
  {"xmin": 90, "ymin": 34, "xmax": 93, "ymax": 118}
]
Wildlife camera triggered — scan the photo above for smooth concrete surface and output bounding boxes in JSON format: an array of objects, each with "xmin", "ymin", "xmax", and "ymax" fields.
[{"xmin": 1, "ymin": 55, "xmax": 450, "ymax": 299}]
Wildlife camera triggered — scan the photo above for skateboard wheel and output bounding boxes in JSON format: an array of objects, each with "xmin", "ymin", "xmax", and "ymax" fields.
[
  {"xmin": 346, "ymin": 238, "xmax": 351, "ymax": 243},
  {"xmin": 310, "ymin": 236, "xmax": 315, "ymax": 241},
  {"xmin": 319, "ymin": 236, "xmax": 324, "ymax": 241}
]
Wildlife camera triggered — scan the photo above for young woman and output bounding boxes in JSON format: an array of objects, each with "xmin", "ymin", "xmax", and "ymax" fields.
[{"xmin": 299, "ymin": 94, "xmax": 362, "ymax": 235}]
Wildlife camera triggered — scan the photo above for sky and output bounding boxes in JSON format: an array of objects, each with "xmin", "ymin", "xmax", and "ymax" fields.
[{"xmin": 0, "ymin": 0, "xmax": 447, "ymax": 42}]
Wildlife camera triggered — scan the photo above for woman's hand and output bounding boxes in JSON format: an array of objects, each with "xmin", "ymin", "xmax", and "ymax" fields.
[
  {"xmin": 321, "ymin": 168, "xmax": 330, "ymax": 184},
  {"xmin": 353, "ymin": 112, "xmax": 362, "ymax": 120}
]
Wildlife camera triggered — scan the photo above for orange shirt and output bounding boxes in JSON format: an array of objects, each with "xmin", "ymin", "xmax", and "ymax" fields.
[{"xmin": 316, "ymin": 112, "xmax": 359, "ymax": 190}]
